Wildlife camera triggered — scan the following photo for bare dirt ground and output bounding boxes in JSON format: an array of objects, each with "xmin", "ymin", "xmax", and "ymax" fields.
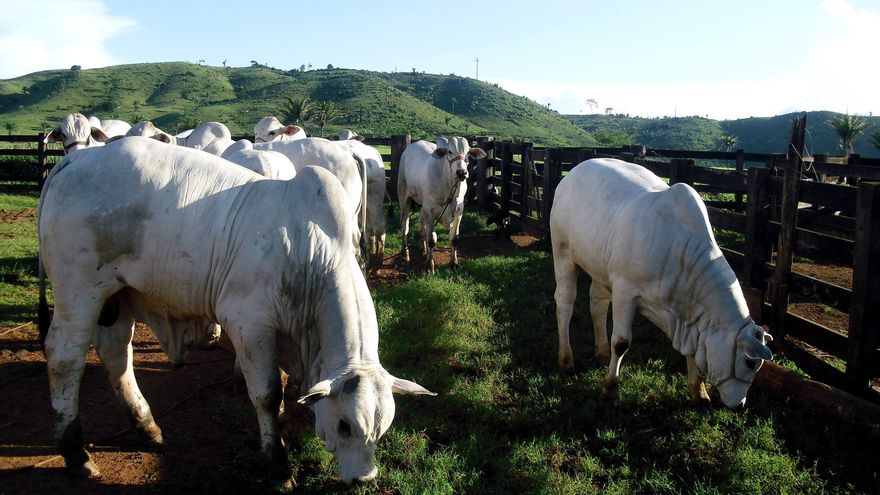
[{"xmin": 0, "ymin": 230, "xmax": 533, "ymax": 494}]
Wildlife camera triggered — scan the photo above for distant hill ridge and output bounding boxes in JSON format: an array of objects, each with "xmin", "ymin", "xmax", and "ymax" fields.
[{"xmin": 1, "ymin": 62, "xmax": 875, "ymax": 155}]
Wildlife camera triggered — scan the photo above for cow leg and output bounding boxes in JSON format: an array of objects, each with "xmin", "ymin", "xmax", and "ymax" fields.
[
  {"xmin": 93, "ymin": 309, "xmax": 163, "ymax": 448},
  {"xmin": 420, "ymin": 207, "xmax": 436, "ymax": 274},
  {"xmin": 44, "ymin": 308, "xmax": 100, "ymax": 477},
  {"xmin": 229, "ymin": 325, "xmax": 289, "ymax": 480},
  {"xmin": 449, "ymin": 213, "xmax": 463, "ymax": 269},
  {"xmin": 601, "ymin": 294, "xmax": 636, "ymax": 401},
  {"xmin": 553, "ymin": 257, "xmax": 578, "ymax": 373},
  {"xmin": 686, "ymin": 355, "xmax": 710, "ymax": 403},
  {"xmin": 400, "ymin": 197, "xmax": 411, "ymax": 263},
  {"xmin": 589, "ymin": 283, "xmax": 612, "ymax": 365}
]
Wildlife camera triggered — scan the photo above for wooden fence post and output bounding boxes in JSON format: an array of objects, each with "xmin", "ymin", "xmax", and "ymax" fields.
[
  {"xmin": 767, "ymin": 114, "xmax": 807, "ymax": 341},
  {"xmin": 38, "ymin": 132, "xmax": 48, "ymax": 190},
  {"xmin": 735, "ymin": 149, "xmax": 745, "ymax": 211},
  {"xmin": 499, "ymin": 141, "xmax": 513, "ymax": 219},
  {"xmin": 473, "ymin": 136, "xmax": 495, "ymax": 209},
  {"xmin": 389, "ymin": 134, "xmax": 410, "ymax": 202},
  {"xmin": 521, "ymin": 143, "xmax": 533, "ymax": 223},
  {"xmin": 669, "ymin": 159, "xmax": 693, "ymax": 186},
  {"xmin": 541, "ymin": 148, "xmax": 561, "ymax": 237},
  {"xmin": 846, "ymin": 181, "xmax": 880, "ymax": 392},
  {"xmin": 742, "ymin": 167, "xmax": 771, "ymax": 322}
]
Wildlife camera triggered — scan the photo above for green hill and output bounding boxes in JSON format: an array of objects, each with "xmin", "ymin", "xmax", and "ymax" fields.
[
  {"xmin": 0, "ymin": 63, "xmax": 594, "ymax": 146},
  {"xmin": 566, "ymin": 112, "xmax": 880, "ymax": 157}
]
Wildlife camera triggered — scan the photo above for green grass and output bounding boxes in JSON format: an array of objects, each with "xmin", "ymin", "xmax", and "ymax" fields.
[
  {"xmin": 2, "ymin": 198, "xmax": 876, "ymax": 493},
  {"xmin": 279, "ymin": 209, "xmax": 878, "ymax": 493},
  {"xmin": 0, "ymin": 190, "xmax": 42, "ymax": 328}
]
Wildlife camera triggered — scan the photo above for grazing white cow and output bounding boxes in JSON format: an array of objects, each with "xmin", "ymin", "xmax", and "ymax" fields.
[
  {"xmin": 221, "ymin": 139, "xmax": 297, "ymax": 180},
  {"xmin": 87, "ymin": 116, "xmax": 131, "ymax": 138},
  {"xmin": 550, "ymin": 158, "xmax": 773, "ymax": 408},
  {"xmin": 337, "ymin": 129, "xmax": 364, "ymax": 142},
  {"xmin": 334, "ymin": 132, "xmax": 387, "ymax": 262},
  {"xmin": 255, "ymin": 137, "xmax": 368, "ymax": 259},
  {"xmin": 254, "ymin": 116, "xmax": 306, "ymax": 143},
  {"xmin": 183, "ymin": 121, "xmax": 232, "ymax": 150},
  {"xmin": 43, "ymin": 113, "xmax": 109, "ymax": 154},
  {"xmin": 38, "ymin": 138, "xmax": 434, "ymax": 484},
  {"xmin": 397, "ymin": 137, "xmax": 487, "ymax": 273}
]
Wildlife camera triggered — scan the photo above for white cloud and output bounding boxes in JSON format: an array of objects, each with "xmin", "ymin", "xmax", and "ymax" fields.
[{"xmin": 0, "ymin": 1, "xmax": 135, "ymax": 79}]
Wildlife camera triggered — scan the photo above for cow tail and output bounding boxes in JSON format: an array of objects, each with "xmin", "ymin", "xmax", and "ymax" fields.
[{"xmin": 353, "ymin": 153, "xmax": 368, "ymax": 262}]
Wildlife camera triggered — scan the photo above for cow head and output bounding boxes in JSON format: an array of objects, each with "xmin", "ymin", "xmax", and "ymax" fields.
[
  {"xmin": 431, "ymin": 136, "xmax": 487, "ymax": 182},
  {"xmin": 44, "ymin": 113, "xmax": 109, "ymax": 154},
  {"xmin": 338, "ymin": 129, "xmax": 365, "ymax": 141},
  {"xmin": 299, "ymin": 368, "xmax": 434, "ymax": 484},
  {"xmin": 126, "ymin": 121, "xmax": 173, "ymax": 143},
  {"xmin": 254, "ymin": 116, "xmax": 304, "ymax": 143},
  {"xmin": 702, "ymin": 322, "xmax": 773, "ymax": 408}
]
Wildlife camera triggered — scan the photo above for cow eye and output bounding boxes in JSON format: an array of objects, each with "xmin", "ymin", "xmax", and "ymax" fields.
[
  {"xmin": 268, "ymin": 131, "xmax": 276, "ymax": 136},
  {"xmin": 338, "ymin": 420, "xmax": 352, "ymax": 438},
  {"xmin": 745, "ymin": 359, "xmax": 757, "ymax": 371}
]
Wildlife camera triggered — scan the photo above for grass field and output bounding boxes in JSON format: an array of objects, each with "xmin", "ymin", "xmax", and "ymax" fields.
[{"xmin": 1, "ymin": 191, "xmax": 877, "ymax": 494}]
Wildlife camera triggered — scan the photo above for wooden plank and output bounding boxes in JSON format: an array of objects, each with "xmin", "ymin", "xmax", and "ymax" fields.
[
  {"xmin": 813, "ymin": 163, "xmax": 880, "ymax": 181},
  {"xmin": 789, "ymin": 272, "xmax": 851, "ymax": 313},
  {"xmin": 847, "ymin": 182, "xmax": 880, "ymax": 390},
  {"xmin": 707, "ymin": 207, "xmax": 747, "ymax": 233},
  {"xmin": 641, "ymin": 160, "xmax": 671, "ymax": 178},
  {"xmin": 766, "ymin": 222, "xmax": 854, "ymax": 265},
  {"xmin": 768, "ymin": 114, "xmax": 807, "ymax": 340},
  {"xmin": 797, "ymin": 181, "xmax": 857, "ymax": 212},
  {"xmin": 743, "ymin": 168, "xmax": 771, "ymax": 320},
  {"xmin": 689, "ymin": 167, "xmax": 748, "ymax": 192},
  {"xmin": 703, "ymin": 200, "xmax": 740, "ymax": 210},
  {"xmin": 389, "ymin": 134, "xmax": 410, "ymax": 201},
  {"xmin": 782, "ymin": 312, "xmax": 852, "ymax": 362},
  {"xmin": 0, "ymin": 135, "xmax": 45, "ymax": 143}
]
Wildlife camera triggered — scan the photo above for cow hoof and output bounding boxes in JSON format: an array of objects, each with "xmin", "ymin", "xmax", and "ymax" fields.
[
  {"xmin": 136, "ymin": 422, "xmax": 165, "ymax": 449},
  {"xmin": 595, "ymin": 352, "xmax": 611, "ymax": 366},
  {"xmin": 558, "ymin": 353, "xmax": 575, "ymax": 373},
  {"xmin": 600, "ymin": 377, "xmax": 618, "ymax": 401},
  {"xmin": 67, "ymin": 458, "xmax": 101, "ymax": 478}
]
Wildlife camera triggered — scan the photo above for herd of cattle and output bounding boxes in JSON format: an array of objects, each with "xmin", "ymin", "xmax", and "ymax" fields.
[{"xmin": 33, "ymin": 113, "xmax": 774, "ymax": 485}]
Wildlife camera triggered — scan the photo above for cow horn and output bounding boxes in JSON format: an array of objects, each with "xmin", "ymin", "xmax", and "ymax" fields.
[
  {"xmin": 390, "ymin": 376, "xmax": 436, "ymax": 396},
  {"xmin": 298, "ymin": 379, "xmax": 333, "ymax": 406}
]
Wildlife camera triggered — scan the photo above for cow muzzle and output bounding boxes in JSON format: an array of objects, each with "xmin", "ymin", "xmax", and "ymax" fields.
[{"xmin": 455, "ymin": 169, "xmax": 467, "ymax": 181}]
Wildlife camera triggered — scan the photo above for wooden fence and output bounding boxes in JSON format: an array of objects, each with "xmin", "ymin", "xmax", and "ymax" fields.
[{"xmin": 3, "ymin": 129, "xmax": 878, "ymax": 402}]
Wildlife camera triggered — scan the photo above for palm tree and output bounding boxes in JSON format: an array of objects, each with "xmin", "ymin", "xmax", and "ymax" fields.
[
  {"xmin": 720, "ymin": 134, "xmax": 738, "ymax": 152},
  {"xmin": 828, "ymin": 113, "xmax": 868, "ymax": 156},
  {"xmin": 313, "ymin": 100, "xmax": 343, "ymax": 137},
  {"xmin": 279, "ymin": 96, "xmax": 315, "ymax": 127}
]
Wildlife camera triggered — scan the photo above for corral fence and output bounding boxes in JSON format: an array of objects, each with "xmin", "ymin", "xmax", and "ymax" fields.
[{"xmin": 2, "ymin": 126, "xmax": 878, "ymax": 403}]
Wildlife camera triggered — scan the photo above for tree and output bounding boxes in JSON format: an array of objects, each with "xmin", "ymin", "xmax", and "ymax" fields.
[
  {"xmin": 828, "ymin": 113, "xmax": 868, "ymax": 186},
  {"xmin": 279, "ymin": 96, "xmax": 315, "ymax": 126},
  {"xmin": 313, "ymin": 100, "xmax": 343, "ymax": 137},
  {"xmin": 250, "ymin": 60, "xmax": 260, "ymax": 68},
  {"xmin": 300, "ymin": 64, "xmax": 306, "ymax": 72},
  {"xmin": 584, "ymin": 98, "xmax": 598, "ymax": 114},
  {"xmin": 4, "ymin": 122, "xmax": 16, "ymax": 135},
  {"xmin": 326, "ymin": 64, "xmax": 334, "ymax": 70},
  {"xmin": 222, "ymin": 59, "xmax": 227, "ymax": 68},
  {"xmin": 604, "ymin": 107, "xmax": 614, "ymax": 115},
  {"xmin": 828, "ymin": 113, "xmax": 868, "ymax": 156},
  {"xmin": 720, "ymin": 134, "xmax": 738, "ymax": 152}
]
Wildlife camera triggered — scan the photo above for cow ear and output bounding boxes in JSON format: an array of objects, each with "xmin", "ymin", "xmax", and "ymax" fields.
[
  {"xmin": 354, "ymin": 134, "xmax": 365, "ymax": 142},
  {"xmin": 154, "ymin": 131, "xmax": 172, "ymax": 144},
  {"xmin": 432, "ymin": 148, "xmax": 448, "ymax": 159},
  {"xmin": 43, "ymin": 129, "xmax": 63, "ymax": 144},
  {"xmin": 390, "ymin": 376, "xmax": 436, "ymax": 396},
  {"xmin": 738, "ymin": 334, "xmax": 773, "ymax": 361},
  {"xmin": 105, "ymin": 135, "xmax": 124, "ymax": 144},
  {"xmin": 90, "ymin": 127, "xmax": 110, "ymax": 143},
  {"xmin": 283, "ymin": 125, "xmax": 302, "ymax": 137},
  {"xmin": 468, "ymin": 148, "xmax": 487, "ymax": 160},
  {"xmin": 298, "ymin": 379, "xmax": 333, "ymax": 405}
]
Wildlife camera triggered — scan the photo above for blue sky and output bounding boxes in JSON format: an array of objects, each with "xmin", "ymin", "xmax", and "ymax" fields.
[{"xmin": 1, "ymin": 0, "xmax": 878, "ymax": 119}]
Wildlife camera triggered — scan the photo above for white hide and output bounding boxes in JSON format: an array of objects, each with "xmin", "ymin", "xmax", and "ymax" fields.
[
  {"xmin": 43, "ymin": 113, "xmax": 109, "ymax": 154},
  {"xmin": 334, "ymin": 138, "xmax": 387, "ymax": 260},
  {"xmin": 221, "ymin": 139, "xmax": 297, "ymax": 180},
  {"xmin": 38, "ymin": 138, "xmax": 434, "ymax": 484},
  {"xmin": 255, "ymin": 137, "xmax": 367, "ymax": 256},
  {"xmin": 183, "ymin": 122, "xmax": 232, "ymax": 150},
  {"xmin": 550, "ymin": 158, "xmax": 773, "ymax": 408},
  {"xmin": 397, "ymin": 137, "xmax": 486, "ymax": 272},
  {"xmin": 254, "ymin": 116, "xmax": 306, "ymax": 143}
]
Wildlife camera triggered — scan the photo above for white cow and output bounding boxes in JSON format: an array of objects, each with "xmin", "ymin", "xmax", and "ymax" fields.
[
  {"xmin": 255, "ymin": 137, "xmax": 368, "ymax": 259},
  {"xmin": 550, "ymin": 158, "xmax": 773, "ymax": 408},
  {"xmin": 183, "ymin": 121, "xmax": 232, "ymax": 150},
  {"xmin": 87, "ymin": 116, "xmax": 131, "ymax": 138},
  {"xmin": 334, "ymin": 132, "xmax": 387, "ymax": 263},
  {"xmin": 254, "ymin": 116, "xmax": 306, "ymax": 143},
  {"xmin": 38, "ymin": 138, "xmax": 434, "ymax": 484},
  {"xmin": 43, "ymin": 113, "xmax": 109, "ymax": 154},
  {"xmin": 397, "ymin": 137, "xmax": 486, "ymax": 273},
  {"xmin": 221, "ymin": 139, "xmax": 297, "ymax": 180}
]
